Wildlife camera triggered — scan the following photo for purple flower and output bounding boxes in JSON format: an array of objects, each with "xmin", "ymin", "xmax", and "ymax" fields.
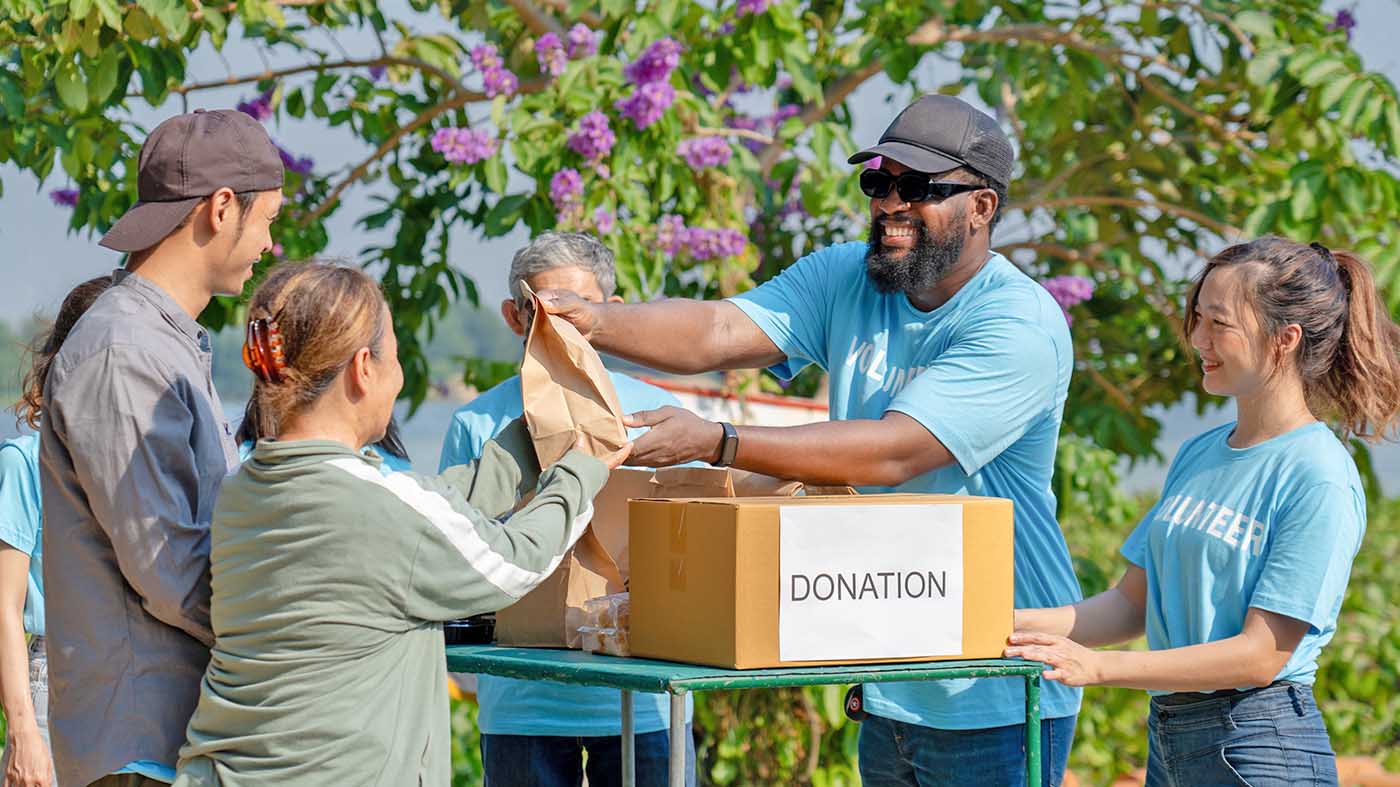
[
  {"xmin": 368, "ymin": 65, "xmax": 387, "ymax": 82},
  {"xmin": 49, "ymin": 188, "xmax": 79, "ymax": 207},
  {"xmin": 736, "ymin": 0, "xmax": 770, "ymax": 16},
  {"xmin": 483, "ymin": 68, "xmax": 518, "ymax": 98},
  {"xmin": 236, "ymin": 89, "xmax": 274, "ymax": 122},
  {"xmin": 472, "ymin": 44, "xmax": 519, "ymax": 97},
  {"xmin": 431, "ymin": 127, "xmax": 498, "ymax": 165},
  {"xmin": 772, "ymin": 103, "xmax": 801, "ymax": 124},
  {"xmin": 623, "ymin": 38, "xmax": 682, "ymax": 86},
  {"xmin": 567, "ymin": 24, "xmax": 598, "ymax": 59},
  {"xmin": 1328, "ymin": 8, "xmax": 1356, "ymax": 39},
  {"xmin": 615, "ymin": 82, "xmax": 676, "ymax": 129},
  {"xmin": 657, "ymin": 214, "xmax": 687, "ymax": 256},
  {"xmin": 550, "ymin": 168, "xmax": 584, "ymax": 212},
  {"xmin": 593, "ymin": 207, "xmax": 616, "ymax": 235},
  {"xmin": 684, "ymin": 227, "xmax": 747, "ymax": 260},
  {"xmin": 728, "ymin": 114, "xmax": 766, "ymax": 153},
  {"xmin": 1041, "ymin": 275, "xmax": 1095, "ymax": 324},
  {"xmin": 536, "ymin": 32, "xmax": 567, "ymax": 77},
  {"xmin": 270, "ymin": 243, "xmax": 284, "ymax": 257},
  {"xmin": 568, "ymin": 111, "xmax": 616, "ymax": 161},
  {"xmin": 775, "ymin": 73, "xmax": 793, "ymax": 89},
  {"xmin": 470, "ymin": 44, "xmax": 503, "ymax": 72},
  {"xmin": 276, "ymin": 144, "xmax": 315, "ymax": 176},
  {"xmin": 677, "ymin": 136, "xmax": 733, "ymax": 169}
]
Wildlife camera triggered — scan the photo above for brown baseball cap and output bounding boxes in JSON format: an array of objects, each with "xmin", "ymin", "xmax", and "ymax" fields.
[{"xmin": 99, "ymin": 108, "xmax": 285, "ymax": 253}]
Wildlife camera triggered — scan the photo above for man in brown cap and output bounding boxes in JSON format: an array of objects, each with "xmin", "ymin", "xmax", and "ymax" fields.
[
  {"xmin": 39, "ymin": 108, "xmax": 284, "ymax": 787},
  {"xmin": 539, "ymin": 95, "xmax": 1081, "ymax": 786}
]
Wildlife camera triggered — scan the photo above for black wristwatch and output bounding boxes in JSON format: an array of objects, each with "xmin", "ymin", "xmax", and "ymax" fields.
[{"xmin": 713, "ymin": 421, "xmax": 739, "ymax": 467}]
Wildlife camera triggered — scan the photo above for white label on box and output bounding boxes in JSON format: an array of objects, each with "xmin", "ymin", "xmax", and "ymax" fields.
[{"xmin": 779, "ymin": 504, "xmax": 963, "ymax": 662}]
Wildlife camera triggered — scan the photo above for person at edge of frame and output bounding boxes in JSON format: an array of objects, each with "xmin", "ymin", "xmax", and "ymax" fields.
[{"xmin": 1010, "ymin": 237, "xmax": 1400, "ymax": 787}]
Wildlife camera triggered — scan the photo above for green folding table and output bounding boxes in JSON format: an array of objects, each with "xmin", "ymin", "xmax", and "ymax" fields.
[{"xmin": 446, "ymin": 645, "xmax": 1046, "ymax": 787}]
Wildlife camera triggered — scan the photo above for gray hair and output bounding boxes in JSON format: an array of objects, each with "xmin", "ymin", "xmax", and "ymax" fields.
[{"xmin": 508, "ymin": 231, "xmax": 617, "ymax": 307}]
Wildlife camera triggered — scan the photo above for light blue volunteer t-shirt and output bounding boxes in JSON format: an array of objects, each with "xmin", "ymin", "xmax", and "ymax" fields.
[
  {"xmin": 0, "ymin": 434, "xmax": 44, "ymax": 637},
  {"xmin": 1121, "ymin": 421, "xmax": 1365, "ymax": 693},
  {"xmin": 730, "ymin": 242, "xmax": 1083, "ymax": 730},
  {"xmin": 440, "ymin": 370, "xmax": 695, "ymax": 736}
]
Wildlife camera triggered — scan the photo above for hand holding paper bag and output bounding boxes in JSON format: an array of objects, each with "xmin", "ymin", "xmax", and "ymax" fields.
[{"xmin": 519, "ymin": 282, "xmax": 630, "ymax": 467}]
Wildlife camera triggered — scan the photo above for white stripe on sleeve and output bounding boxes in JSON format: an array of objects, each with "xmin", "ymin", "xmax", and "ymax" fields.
[{"xmin": 325, "ymin": 458, "xmax": 593, "ymax": 598}]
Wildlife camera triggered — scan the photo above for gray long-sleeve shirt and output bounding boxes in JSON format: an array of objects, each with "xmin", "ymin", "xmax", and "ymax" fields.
[{"xmin": 40, "ymin": 269, "xmax": 238, "ymax": 787}]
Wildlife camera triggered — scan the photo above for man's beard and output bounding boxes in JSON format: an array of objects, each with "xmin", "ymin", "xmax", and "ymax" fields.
[{"xmin": 865, "ymin": 210, "xmax": 965, "ymax": 296}]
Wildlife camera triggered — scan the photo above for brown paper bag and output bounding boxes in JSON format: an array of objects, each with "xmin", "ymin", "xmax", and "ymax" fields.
[
  {"xmin": 495, "ymin": 526, "xmax": 626, "ymax": 647},
  {"xmin": 518, "ymin": 282, "xmax": 628, "ymax": 467}
]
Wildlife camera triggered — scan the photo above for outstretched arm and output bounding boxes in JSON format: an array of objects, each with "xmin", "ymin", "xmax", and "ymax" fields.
[
  {"xmin": 537, "ymin": 292, "xmax": 785, "ymax": 374},
  {"xmin": 1005, "ymin": 607, "xmax": 1308, "ymax": 692}
]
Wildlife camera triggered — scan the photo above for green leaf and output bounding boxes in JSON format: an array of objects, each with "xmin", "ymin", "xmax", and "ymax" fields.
[
  {"xmin": 1245, "ymin": 49, "xmax": 1285, "ymax": 87},
  {"xmin": 1384, "ymin": 101, "xmax": 1400, "ymax": 155},
  {"xmin": 54, "ymin": 61, "xmax": 88, "ymax": 112},
  {"xmin": 1338, "ymin": 78, "xmax": 1374, "ymax": 128},
  {"xmin": 1289, "ymin": 176, "xmax": 1322, "ymax": 223},
  {"xmin": 483, "ymin": 193, "xmax": 528, "ymax": 237},
  {"xmin": 285, "ymin": 88, "xmax": 306, "ymax": 118},
  {"xmin": 482, "ymin": 155, "xmax": 508, "ymax": 194},
  {"xmin": 1233, "ymin": 11, "xmax": 1275, "ymax": 40},
  {"xmin": 0, "ymin": 72, "xmax": 23, "ymax": 120},
  {"xmin": 1298, "ymin": 56, "xmax": 1348, "ymax": 88},
  {"xmin": 1317, "ymin": 73, "xmax": 1356, "ymax": 111},
  {"xmin": 89, "ymin": 47, "xmax": 121, "ymax": 106}
]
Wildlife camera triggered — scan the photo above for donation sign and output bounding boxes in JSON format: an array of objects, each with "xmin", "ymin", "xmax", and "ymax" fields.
[{"xmin": 779, "ymin": 503, "xmax": 964, "ymax": 661}]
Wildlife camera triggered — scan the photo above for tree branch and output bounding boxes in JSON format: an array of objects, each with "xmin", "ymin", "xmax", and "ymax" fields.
[
  {"xmin": 503, "ymin": 0, "xmax": 566, "ymax": 37},
  {"xmin": 907, "ymin": 18, "xmax": 1196, "ymax": 83},
  {"xmin": 157, "ymin": 56, "xmax": 460, "ymax": 97},
  {"xmin": 1013, "ymin": 195, "xmax": 1242, "ymax": 237},
  {"xmin": 301, "ymin": 77, "xmax": 549, "ymax": 226},
  {"xmin": 695, "ymin": 126, "xmax": 774, "ymax": 144},
  {"xmin": 755, "ymin": 59, "xmax": 885, "ymax": 175},
  {"xmin": 1137, "ymin": 72, "xmax": 1263, "ymax": 145}
]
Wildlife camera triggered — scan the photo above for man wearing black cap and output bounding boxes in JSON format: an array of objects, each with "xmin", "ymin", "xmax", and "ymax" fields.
[
  {"xmin": 539, "ymin": 95, "xmax": 1081, "ymax": 785},
  {"xmin": 39, "ymin": 108, "xmax": 283, "ymax": 787}
]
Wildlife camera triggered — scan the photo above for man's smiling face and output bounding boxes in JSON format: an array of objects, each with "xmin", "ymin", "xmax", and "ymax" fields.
[{"xmin": 864, "ymin": 160, "xmax": 978, "ymax": 297}]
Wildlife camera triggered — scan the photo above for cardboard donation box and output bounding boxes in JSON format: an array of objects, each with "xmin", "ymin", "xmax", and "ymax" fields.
[
  {"xmin": 496, "ymin": 466, "xmax": 845, "ymax": 647},
  {"xmin": 628, "ymin": 494, "xmax": 1014, "ymax": 669}
]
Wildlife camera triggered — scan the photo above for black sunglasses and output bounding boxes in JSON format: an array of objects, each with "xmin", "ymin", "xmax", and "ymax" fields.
[{"xmin": 859, "ymin": 169, "xmax": 984, "ymax": 203}]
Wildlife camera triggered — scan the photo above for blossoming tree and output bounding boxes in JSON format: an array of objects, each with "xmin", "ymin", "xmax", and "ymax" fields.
[{"xmin": 3, "ymin": 0, "xmax": 1399, "ymax": 475}]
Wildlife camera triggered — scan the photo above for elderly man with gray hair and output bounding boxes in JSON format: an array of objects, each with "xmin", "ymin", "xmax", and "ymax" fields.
[{"xmin": 439, "ymin": 231, "xmax": 696, "ymax": 787}]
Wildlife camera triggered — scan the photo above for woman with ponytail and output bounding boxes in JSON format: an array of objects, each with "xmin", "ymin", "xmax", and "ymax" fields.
[
  {"xmin": 0, "ymin": 274, "xmax": 112, "ymax": 787},
  {"xmin": 174, "ymin": 262, "xmax": 630, "ymax": 786},
  {"xmin": 1009, "ymin": 237, "xmax": 1400, "ymax": 786}
]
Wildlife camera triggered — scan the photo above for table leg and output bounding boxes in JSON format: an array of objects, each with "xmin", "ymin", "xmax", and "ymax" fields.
[
  {"xmin": 669, "ymin": 691, "xmax": 686, "ymax": 787},
  {"xmin": 1025, "ymin": 674, "xmax": 1042, "ymax": 787},
  {"xmin": 621, "ymin": 689, "xmax": 635, "ymax": 787}
]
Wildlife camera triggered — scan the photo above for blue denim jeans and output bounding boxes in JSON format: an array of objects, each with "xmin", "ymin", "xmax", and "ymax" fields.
[
  {"xmin": 481, "ymin": 726, "xmax": 696, "ymax": 787},
  {"xmin": 1145, "ymin": 682, "xmax": 1338, "ymax": 786},
  {"xmin": 856, "ymin": 713, "xmax": 1076, "ymax": 786}
]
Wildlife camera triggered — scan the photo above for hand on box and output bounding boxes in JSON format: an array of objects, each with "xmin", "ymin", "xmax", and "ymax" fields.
[
  {"xmin": 623, "ymin": 406, "xmax": 725, "ymax": 468},
  {"xmin": 1003, "ymin": 631, "xmax": 1104, "ymax": 687}
]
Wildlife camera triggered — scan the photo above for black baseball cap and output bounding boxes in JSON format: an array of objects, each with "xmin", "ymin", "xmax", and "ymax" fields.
[
  {"xmin": 848, "ymin": 95, "xmax": 1014, "ymax": 186},
  {"xmin": 99, "ymin": 109, "xmax": 285, "ymax": 253}
]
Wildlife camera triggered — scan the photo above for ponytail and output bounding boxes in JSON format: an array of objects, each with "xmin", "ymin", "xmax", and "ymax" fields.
[
  {"xmin": 242, "ymin": 261, "xmax": 387, "ymax": 439},
  {"xmin": 1321, "ymin": 251, "xmax": 1400, "ymax": 441},
  {"xmin": 1187, "ymin": 237, "xmax": 1400, "ymax": 441},
  {"xmin": 13, "ymin": 275, "xmax": 114, "ymax": 429}
]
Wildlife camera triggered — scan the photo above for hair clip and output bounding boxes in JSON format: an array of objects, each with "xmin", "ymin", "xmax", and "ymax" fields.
[{"xmin": 242, "ymin": 316, "xmax": 287, "ymax": 384}]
